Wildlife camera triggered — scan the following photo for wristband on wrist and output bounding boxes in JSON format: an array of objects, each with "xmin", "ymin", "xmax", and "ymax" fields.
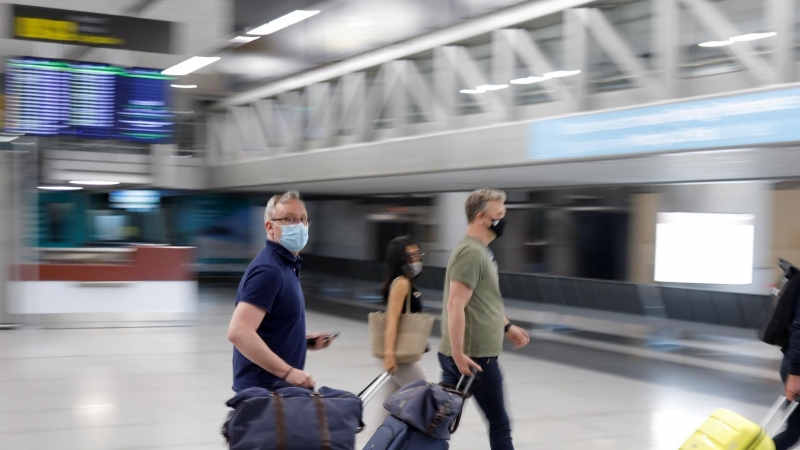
[
  {"xmin": 282, "ymin": 367, "xmax": 294, "ymax": 380},
  {"xmin": 504, "ymin": 322, "xmax": 513, "ymax": 333}
]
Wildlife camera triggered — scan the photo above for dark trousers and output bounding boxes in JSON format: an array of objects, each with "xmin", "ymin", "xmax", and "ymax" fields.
[
  {"xmin": 775, "ymin": 357, "xmax": 800, "ymax": 450},
  {"xmin": 439, "ymin": 353, "xmax": 514, "ymax": 450}
]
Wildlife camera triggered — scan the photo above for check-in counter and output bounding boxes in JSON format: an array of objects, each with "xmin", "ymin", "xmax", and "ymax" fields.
[{"xmin": 8, "ymin": 246, "xmax": 197, "ymax": 327}]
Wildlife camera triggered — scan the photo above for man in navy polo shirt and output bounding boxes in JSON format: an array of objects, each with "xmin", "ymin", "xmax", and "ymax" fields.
[{"xmin": 227, "ymin": 190, "xmax": 334, "ymax": 391}]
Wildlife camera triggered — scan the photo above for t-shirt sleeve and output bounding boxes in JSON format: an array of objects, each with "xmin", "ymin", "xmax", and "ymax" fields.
[
  {"xmin": 238, "ymin": 264, "xmax": 283, "ymax": 313},
  {"xmin": 449, "ymin": 246, "xmax": 484, "ymax": 291}
]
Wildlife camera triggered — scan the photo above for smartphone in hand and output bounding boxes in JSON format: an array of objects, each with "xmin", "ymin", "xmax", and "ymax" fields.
[
  {"xmin": 307, "ymin": 332, "xmax": 340, "ymax": 346},
  {"xmin": 323, "ymin": 332, "xmax": 340, "ymax": 342}
]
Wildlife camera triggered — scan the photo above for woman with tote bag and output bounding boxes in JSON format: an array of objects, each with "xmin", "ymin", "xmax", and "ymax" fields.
[{"xmin": 366, "ymin": 235, "xmax": 434, "ymax": 427}]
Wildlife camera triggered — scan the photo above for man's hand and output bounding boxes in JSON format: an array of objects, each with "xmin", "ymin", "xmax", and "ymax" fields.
[
  {"xmin": 285, "ymin": 368, "xmax": 315, "ymax": 389},
  {"xmin": 453, "ymin": 353, "xmax": 483, "ymax": 377},
  {"xmin": 506, "ymin": 325, "xmax": 530, "ymax": 349},
  {"xmin": 786, "ymin": 374, "xmax": 800, "ymax": 401},
  {"xmin": 307, "ymin": 332, "xmax": 336, "ymax": 351}
]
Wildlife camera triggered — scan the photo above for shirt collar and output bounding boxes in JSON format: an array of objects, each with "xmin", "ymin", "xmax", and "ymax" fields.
[{"xmin": 266, "ymin": 240, "xmax": 303, "ymax": 270}]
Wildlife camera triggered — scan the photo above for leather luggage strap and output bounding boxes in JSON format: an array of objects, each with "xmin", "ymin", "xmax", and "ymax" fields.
[
  {"xmin": 312, "ymin": 393, "xmax": 332, "ymax": 450},
  {"xmin": 273, "ymin": 394, "xmax": 288, "ymax": 450},
  {"xmin": 427, "ymin": 400, "xmax": 451, "ymax": 436}
]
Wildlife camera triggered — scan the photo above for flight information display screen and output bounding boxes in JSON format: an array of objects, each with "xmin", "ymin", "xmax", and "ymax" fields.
[
  {"xmin": 5, "ymin": 58, "xmax": 70, "ymax": 136},
  {"xmin": 67, "ymin": 62, "xmax": 118, "ymax": 139},
  {"xmin": 4, "ymin": 57, "xmax": 173, "ymax": 143},
  {"xmin": 116, "ymin": 68, "xmax": 174, "ymax": 143},
  {"xmin": 109, "ymin": 190, "xmax": 161, "ymax": 211}
]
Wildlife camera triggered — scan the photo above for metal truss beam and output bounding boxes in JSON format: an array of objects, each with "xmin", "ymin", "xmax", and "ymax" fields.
[
  {"xmin": 564, "ymin": 9, "xmax": 590, "ymax": 109},
  {"xmin": 125, "ymin": 0, "xmax": 161, "ymax": 15},
  {"xmin": 435, "ymin": 47, "xmax": 459, "ymax": 125},
  {"xmin": 208, "ymin": 0, "xmax": 800, "ymax": 162},
  {"xmin": 680, "ymin": 0, "xmax": 778, "ymax": 85},
  {"xmin": 768, "ymin": 0, "xmax": 795, "ymax": 83},
  {"xmin": 230, "ymin": 106, "xmax": 267, "ymax": 154},
  {"xmin": 402, "ymin": 61, "xmax": 439, "ymax": 123},
  {"xmin": 585, "ymin": 8, "xmax": 661, "ymax": 100},
  {"xmin": 336, "ymin": 73, "xmax": 367, "ymax": 142},
  {"xmin": 501, "ymin": 29, "xmax": 578, "ymax": 110},
  {"xmin": 492, "ymin": 30, "xmax": 516, "ymax": 117},
  {"xmin": 215, "ymin": 0, "xmax": 599, "ymax": 109},
  {"xmin": 305, "ymin": 82, "xmax": 331, "ymax": 145},
  {"xmin": 448, "ymin": 46, "xmax": 509, "ymax": 120},
  {"xmin": 653, "ymin": 0, "xmax": 680, "ymax": 98}
]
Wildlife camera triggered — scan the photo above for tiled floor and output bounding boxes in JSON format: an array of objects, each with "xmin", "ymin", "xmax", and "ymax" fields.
[{"xmin": 0, "ymin": 287, "xmax": 787, "ymax": 449}]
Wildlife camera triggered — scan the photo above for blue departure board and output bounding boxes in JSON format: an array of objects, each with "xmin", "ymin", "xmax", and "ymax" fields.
[
  {"xmin": 5, "ymin": 57, "xmax": 70, "ymax": 136},
  {"xmin": 67, "ymin": 62, "xmax": 118, "ymax": 139},
  {"xmin": 4, "ymin": 57, "xmax": 173, "ymax": 143},
  {"xmin": 116, "ymin": 68, "xmax": 174, "ymax": 143}
]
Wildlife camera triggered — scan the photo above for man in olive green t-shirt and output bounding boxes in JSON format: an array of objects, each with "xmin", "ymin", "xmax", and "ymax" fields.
[{"xmin": 439, "ymin": 188, "xmax": 530, "ymax": 450}]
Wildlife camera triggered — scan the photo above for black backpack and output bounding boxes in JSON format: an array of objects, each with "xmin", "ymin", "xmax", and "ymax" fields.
[{"xmin": 758, "ymin": 259, "xmax": 800, "ymax": 348}]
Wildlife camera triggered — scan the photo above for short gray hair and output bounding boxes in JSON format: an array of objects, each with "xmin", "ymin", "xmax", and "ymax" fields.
[
  {"xmin": 465, "ymin": 188, "xmax": 507, "ymax": 223},
  {"xmin": 264, "ymin": 190, "xmax": 303, "ymax": 223}
]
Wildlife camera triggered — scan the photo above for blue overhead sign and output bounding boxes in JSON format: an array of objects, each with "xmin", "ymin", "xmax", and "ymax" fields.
[{"xmin": 529, "ymin": 87, "xmax": 800, "ymax": 160}]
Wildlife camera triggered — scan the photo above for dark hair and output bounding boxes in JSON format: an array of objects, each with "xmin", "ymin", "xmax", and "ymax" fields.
[{"xmin": 381, "ymin": 235, "xmax": 418, "ymax": 301}]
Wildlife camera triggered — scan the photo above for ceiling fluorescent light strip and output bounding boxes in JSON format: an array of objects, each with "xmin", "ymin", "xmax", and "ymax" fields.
[
  {"xmin": 698, "ymin": 40, "xmax": 734, "ymax": 48},
  {"xmin": 510, "ymin": 76, "xmax": 549, "ymax": 84},
  {"xmin": 730, "ymin": 32, "xmax": 777, "ymax": 42},
  {"xmin": 699, "ymin": 32, "xmax": 776, "ymax": 47},
  {"xmin": 542, "ymin": 70, "xmax": 581, "ymax": 78},
  {"xmin": 38, "ymin": 186, "xmax": 83, "ymax": 191},
  {"xmin": 247, "ymin": 10, "xmax": 321, "ymax": 36},
  {"xmin": 476, "ymin": 84, "xmax": 509, "ymax": 91},
  {"xmin": 230, "ymin": 36, "xmax": 260, "ymax": 44},
  {"xmin": 162, "ymin": 56, "xmax": 220, "ymax": 76},
  {"xmin": 69, "ymin": 180, "xmax": 121, "ymax": 186}
]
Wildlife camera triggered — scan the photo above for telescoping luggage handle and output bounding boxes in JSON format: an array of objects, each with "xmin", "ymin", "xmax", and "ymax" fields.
[
  {"xmin": 356, "ymin": 372, "xmax": 393, "ymax": 434},
  {"xmin": 456, "ymin": 368, "xmax": 478, "ymax": 395},
  {"xmin": 447, "ymin": 368, "xmax": 479, "ymax": 435},
  {"xmin": 358, "ymin": 372, "xmax": 393, "ymax": 408},
  {"xmin": 761, "ymin": 396, "xmax": 800, "ymax": 437}
]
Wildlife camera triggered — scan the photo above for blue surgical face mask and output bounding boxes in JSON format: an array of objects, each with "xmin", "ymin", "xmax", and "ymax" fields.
[{"xmin": 278, "ymin": 223, "xmax": 309, "ymax": 253}]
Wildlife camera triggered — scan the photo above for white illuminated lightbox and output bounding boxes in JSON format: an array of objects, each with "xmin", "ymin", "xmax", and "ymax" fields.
[{"xmin": 654, "ymin": 213, "xmax": 754, "ymax": 285}]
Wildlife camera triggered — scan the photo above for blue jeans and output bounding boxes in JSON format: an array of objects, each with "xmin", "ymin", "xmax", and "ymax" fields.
[
  {"xmin": 774, "ymin": 357, "xmax": 800, "ymax": 450},
  {"xmin": 439, "ymin": 353, "xmax": 514, "ymax": 450}
]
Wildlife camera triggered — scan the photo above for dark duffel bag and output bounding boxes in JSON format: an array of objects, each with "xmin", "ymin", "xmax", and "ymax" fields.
[
  {"xmin": 759, "ymin": 259, "xmax": 800, "ymax": 348},
  {"xmin": 223, "ymin": 385, "xmax": 362, "ymax": 450},
  {"xmin": 382, "ymin": 371, "xmax": 475, "ymax": 441}
]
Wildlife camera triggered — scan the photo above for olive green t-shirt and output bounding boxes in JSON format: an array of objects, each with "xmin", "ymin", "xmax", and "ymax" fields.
[{"xmin": 439, "ymin": 236, "xmax": 505, "ymax": 358}]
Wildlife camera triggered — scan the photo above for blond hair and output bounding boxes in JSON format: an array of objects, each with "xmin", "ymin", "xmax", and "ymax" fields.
[
  {"xmin": 264, "ymin": 190, "xmax": 303, "ymax": 223},
  {"xmin": 465, "ymin": 188, "xmax": 507, "ymax": 223}
]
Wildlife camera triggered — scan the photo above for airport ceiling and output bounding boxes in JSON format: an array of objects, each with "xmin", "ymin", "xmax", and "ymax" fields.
[
  {"xmin": 221, "ymin": 0, "xmax": 532, "ymax": 89},
  {"xmin": 0, "ymin": 0, "xmax": 545, "ymax": 100}
]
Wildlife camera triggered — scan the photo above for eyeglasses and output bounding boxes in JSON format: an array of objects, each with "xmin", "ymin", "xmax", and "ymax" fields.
[
  {"xmin": 271, "ymin": 217, "xmax": 311, "ymax": 225},
  {"xmin": 405, "ymin": 251, "xmax": 425, "ymax": 258}
]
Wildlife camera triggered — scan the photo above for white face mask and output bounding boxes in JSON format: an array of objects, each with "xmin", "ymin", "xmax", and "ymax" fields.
[{"xmin": 406, "ymin": 262, "xmax": 423, "ymax": 276}]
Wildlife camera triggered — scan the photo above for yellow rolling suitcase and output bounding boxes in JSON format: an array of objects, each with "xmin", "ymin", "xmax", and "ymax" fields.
[{"xmin": 680, "ymin": 397, "xmax": 798, "ymax": 450}]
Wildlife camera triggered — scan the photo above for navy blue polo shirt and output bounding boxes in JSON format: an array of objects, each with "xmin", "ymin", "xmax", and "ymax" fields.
[{"xmin": 232, "ymin": 240, "xmax": 306, "ymax": 392}]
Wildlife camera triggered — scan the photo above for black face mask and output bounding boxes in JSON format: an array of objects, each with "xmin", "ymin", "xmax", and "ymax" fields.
[{"xmin": 489, "ymin": 218, "xmax": 507, "ymax": 239}]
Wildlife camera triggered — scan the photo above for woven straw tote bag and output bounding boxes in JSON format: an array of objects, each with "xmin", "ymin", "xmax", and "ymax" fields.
[{"xmin": 368, "ymin": 278, "xmax": 434, "ymax": 363}]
